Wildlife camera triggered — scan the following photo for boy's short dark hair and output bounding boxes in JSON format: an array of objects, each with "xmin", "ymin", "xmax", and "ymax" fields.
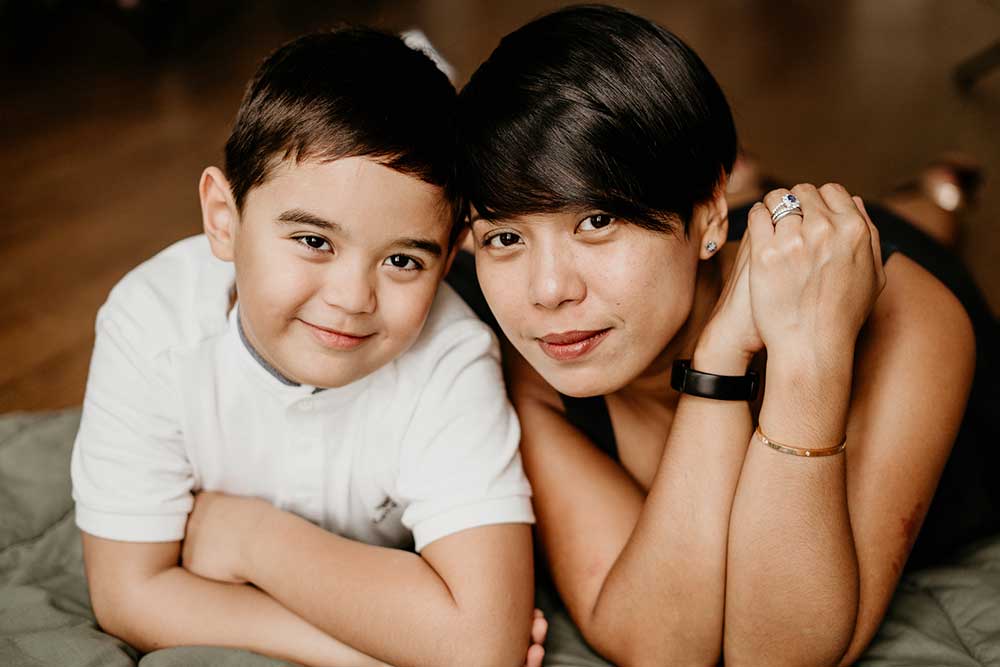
[
  {"xmin": 456, "ymin": 4, "xmax": 737, "ymax": 235},
  {"xmin": 225, "ymin": 26, "xmax": 465, "ymax": 243}
]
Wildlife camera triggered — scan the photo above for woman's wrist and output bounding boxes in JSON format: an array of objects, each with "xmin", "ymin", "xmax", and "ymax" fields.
[
  {"xmin": 692, "ymin": 334, "xmax": 755, "ymax": 377},
  {"xmin": 765, "ymin": 343, "xmax": 855, "ymax": 388},
  {"xmin": 759, "ymin": 346, "xmax": 855, "ymax": 448}
]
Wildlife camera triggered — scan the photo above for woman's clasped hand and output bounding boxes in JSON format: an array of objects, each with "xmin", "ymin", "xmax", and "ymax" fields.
[{"xmin": 707, "ymin": 183, "xmax": 887, "ymax": 372}]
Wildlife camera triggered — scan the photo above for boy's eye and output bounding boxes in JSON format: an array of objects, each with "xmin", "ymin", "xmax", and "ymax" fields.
[
  {"xmin": 296, "ymin": 235, "xmax": 331, "ymax": 252},
  {"xmin": 577, "ymin": 214, "xmax": 615, "ymax": 232},
  {"xmin": 483, "ymin": 231, "xmax": 523, "ymax": 249},
  {"xmin": 383, "ymin": 254, "xmax": 422, "ymax": 270}
]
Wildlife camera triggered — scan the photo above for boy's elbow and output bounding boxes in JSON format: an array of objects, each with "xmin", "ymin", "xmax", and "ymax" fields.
[
  {"xmin": 86, "ymin": 567, "xmax": 171, "ymax": 653},
  {"xmin": 89, "ymin": 584, "xmax": 154, "ymax": 652}
]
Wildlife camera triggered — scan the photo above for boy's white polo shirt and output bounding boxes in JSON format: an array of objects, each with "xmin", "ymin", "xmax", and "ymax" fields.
[{"xmin": 71, "ymin": 235, "xmax": 534, "ymax": 552}]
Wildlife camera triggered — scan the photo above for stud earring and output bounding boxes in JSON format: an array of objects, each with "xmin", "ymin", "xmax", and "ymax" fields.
[{"xmin": 705, "ymin": 241, "xmax": 718, "ymax": 253}]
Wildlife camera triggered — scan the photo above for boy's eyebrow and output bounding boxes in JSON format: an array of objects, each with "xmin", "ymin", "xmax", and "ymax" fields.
[
  {"xmin": 396, "ymin": 238, "xmax": 443, "ymax": 257},
  {"xmin": 276, "ymin": 208, "xmax": 341, "ymax": 231},
  {"xmin": 278, "ymin": 208, "xmax": 442, "ymax": 257}
]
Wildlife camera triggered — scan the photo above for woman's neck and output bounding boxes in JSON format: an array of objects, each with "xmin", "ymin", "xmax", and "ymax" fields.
[{"xmin": 621, "ymin": 254, "xmax": 726, "ymax": 401}]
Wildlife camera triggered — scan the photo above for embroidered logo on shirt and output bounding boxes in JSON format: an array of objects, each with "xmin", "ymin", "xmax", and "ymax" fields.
[{"xmin": 373, "ymin": 496, "xmax": 399, "ymax": 524}]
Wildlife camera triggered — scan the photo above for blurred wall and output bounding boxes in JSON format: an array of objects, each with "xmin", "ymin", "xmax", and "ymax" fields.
[{"xmin": 1, "ymin": 0, "xmax": 998, "ymax": 411}]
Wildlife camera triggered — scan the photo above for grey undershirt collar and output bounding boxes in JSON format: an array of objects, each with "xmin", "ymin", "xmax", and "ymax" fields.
[{"xmin": 236, "ymin": 308, "xmax": 304, "ymax": 388}]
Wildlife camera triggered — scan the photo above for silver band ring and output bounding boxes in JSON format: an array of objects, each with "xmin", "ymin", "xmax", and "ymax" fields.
[
  {"xmin": 770, "ymin": 193, "xmax": 802, "ymax": 224},
  {"xmin": 771, "ymin": 208, "xmax": 804, "ymax": 224}
]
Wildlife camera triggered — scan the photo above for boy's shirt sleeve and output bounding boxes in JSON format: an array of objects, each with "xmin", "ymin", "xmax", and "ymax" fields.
[
  {"xmin": 396, "ymin": 320, "xmax": 534, "ymax": 553},
  {"xmin": 71, "ymin": 299, "xmax": 194, "ymax": 542}
]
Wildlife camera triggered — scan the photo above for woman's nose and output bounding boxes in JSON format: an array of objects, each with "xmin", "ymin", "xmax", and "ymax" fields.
[{"xmin": 528, "ymin": 244, "xmax": 586, "ymax": 310}]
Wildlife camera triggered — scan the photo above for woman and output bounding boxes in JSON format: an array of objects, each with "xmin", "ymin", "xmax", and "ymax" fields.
[{"xmin": 447, "ymin": 5, "xmax": 1000, "ymax": 666}]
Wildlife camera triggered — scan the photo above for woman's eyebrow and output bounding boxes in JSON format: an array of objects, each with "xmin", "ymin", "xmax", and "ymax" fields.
[
  {"xmin": 471, "ymin": 216, "xmax": 504, "ymax": 229},
  {"xmin": 276, "ymin": 208, "xmax": 341, "ymax": 231}
]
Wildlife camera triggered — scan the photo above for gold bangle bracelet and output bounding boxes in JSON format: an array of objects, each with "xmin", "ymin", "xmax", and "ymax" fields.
[{"xmin": 755, "ymin": 426, "xmax": 846, "ymax": 458}]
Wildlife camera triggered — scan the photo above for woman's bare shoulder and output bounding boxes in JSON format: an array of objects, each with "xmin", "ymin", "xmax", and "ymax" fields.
[{"xmin": 864, "ymin": 252, "xmax": 974, "ymax": 359}]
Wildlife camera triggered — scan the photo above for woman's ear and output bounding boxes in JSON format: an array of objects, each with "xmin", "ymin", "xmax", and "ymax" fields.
[
  {"xmin": 697, "ymin": 188, "xmax": 729, "ymax": 260},
  {"xmin": 200, "ymin": 167, "xmax": 239, "ymax": 262}
]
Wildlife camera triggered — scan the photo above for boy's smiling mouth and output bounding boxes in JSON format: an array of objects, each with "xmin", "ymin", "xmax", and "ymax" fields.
[{"xmin": 297, "ymin": 318, "xmax": 375, "ymax": 350}]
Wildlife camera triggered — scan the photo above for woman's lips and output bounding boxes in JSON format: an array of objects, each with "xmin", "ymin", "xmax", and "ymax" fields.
[
  {"xmin": 537, "ymin": 329, "xmax": 611, "ymax": 361},
  {"xmin": 300, "ymin": 319, "xmax": 373, "ymax": 350}
]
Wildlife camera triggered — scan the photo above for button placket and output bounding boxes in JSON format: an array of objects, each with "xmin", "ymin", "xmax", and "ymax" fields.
[{"xmin": 283, "ymin": 400, "xmax": 323, "ymax": 523}]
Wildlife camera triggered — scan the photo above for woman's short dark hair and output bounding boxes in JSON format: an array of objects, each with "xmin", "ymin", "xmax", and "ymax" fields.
[
  {"xmin": 457, "ymin": 4, "xmax": 737, "ymax": 234},
  {"xmin": 225, "ymin": 26, "xmax": 465, "ymax": 241}
]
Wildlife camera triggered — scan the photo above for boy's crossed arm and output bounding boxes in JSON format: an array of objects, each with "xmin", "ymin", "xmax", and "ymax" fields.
[
  {"xmin": 81, "ymin": 533, "xmax": 392, "ymax": 667},
  {"xmin": 179, "ymin": 491, "xmax": 539, "ymax": 667},
  {"xmin": 82, "ymin": 510, "xmax": 545, "ymax": 667}
]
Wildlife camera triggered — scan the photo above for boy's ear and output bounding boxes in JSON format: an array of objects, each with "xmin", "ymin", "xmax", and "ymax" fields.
[
  {"xmin": 696, "ymin": 187, "xmax": 729, "ymax": 260},
  {"xmin": 200, "ymin": 167, "xmax": 240, "ymax": 262}
]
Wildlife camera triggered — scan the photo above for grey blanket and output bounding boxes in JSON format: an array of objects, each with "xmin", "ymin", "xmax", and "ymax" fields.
[{"xmin": 1, "ymin": 410, "xmax": 998, "ymax": 666}]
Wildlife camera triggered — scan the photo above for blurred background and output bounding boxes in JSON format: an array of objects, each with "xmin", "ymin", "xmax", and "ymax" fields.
[{"xmin": 1, "ymin": 0, "xmax": 998, "ymax": 412}]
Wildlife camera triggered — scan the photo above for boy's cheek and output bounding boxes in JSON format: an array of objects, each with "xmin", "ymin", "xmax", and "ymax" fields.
[{"xmin": 381, "ymin": 283, "xmax": 439, "ymax": 340}]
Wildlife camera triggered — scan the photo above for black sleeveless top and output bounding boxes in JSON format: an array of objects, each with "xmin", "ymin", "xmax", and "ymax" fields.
[{"xmin": 446, "ymin": 203, "xmax": 1000, "ymax": 569}]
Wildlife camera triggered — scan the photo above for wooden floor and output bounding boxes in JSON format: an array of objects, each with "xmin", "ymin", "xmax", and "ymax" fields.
[{"xmin": 2, "ymin": 0, "xmax": 998, "ymax": 413}]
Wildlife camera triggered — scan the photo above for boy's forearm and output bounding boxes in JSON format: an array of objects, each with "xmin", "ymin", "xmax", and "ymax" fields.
[
  {"xmin": 95, "ymin": 564, "xmax": 387, "ymax": 667},
  {"xmin": 248, "ymin": 509, "xmax": 530, "ymax": 667}
]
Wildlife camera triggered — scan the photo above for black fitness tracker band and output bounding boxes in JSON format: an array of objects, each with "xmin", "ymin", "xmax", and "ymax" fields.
[{"xmin": 670, "ymin": 359, "xmax": 760, "ymax": 401}]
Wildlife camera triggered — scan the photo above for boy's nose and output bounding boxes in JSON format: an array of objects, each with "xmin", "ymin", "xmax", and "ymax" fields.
[{"xmin": 323, "ymin": 266, "xmax": 377, "ymax": 315}]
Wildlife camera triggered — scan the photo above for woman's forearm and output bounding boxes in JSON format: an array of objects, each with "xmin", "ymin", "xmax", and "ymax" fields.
[
  {"xmin": 588, "ymin": 343, "xmax": 755, "ymax": 666},
  {"xmin": 724, "ymin": 350, "xmax": 860, "ymax": 667}
]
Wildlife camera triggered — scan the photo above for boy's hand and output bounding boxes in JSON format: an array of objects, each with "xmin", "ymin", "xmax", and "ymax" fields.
[
  {"xmin": 524, "ymin": 608, "xmax": 548, "ymax": 667},
  {"xmin": 182, "ymin": 491, "xmax": 269, "ymax": 584}
]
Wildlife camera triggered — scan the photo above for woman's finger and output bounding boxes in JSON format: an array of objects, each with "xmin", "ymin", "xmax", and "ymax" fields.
[
  {"xmin": 762, "ymin": 187, "xmax": 803, "ymax": 237},
  {"xmin": 817, "ymin": 182, "xmax": 857, "ymax": 214},
  {"xmin": 855, "ymin": 196, "xmax": 887, "ymax": 291},
  {"xmin": 791, "ymin": 182, "xmax": 840, "ymax": 243},
  {"xmin": 747, "ymin": 201, "xmax": 775, "ymax": 252}
]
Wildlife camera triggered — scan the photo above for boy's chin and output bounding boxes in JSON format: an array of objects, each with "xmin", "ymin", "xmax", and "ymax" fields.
[
  {"xmin": 283, "ymin": 352, "xmax": 394, "ymax": 389},
  {"xmin": 288, "ymin": 365, "xmax": 368, "ymax": 390}
]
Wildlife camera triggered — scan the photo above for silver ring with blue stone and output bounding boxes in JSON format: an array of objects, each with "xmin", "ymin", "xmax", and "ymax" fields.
[{"xmin": 769, "ymin": 193, "xmax": 803, "ymax": 224}]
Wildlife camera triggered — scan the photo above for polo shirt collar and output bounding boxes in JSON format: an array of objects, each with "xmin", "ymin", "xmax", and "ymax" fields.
[
  {"xmin": 227, "ymin": 306, "xmax": 371, "ymax": 404},
  {"xmin": 237, "ymin": 309, "xmax": 302, "ymax": 388}
]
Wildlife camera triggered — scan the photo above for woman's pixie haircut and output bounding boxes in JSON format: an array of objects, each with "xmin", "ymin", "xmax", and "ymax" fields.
[
  {"xmin": 224, "ymin": 26, "xmax": 465, "ymax": 243},
  {"xmin": 457, "ymin": 4, "xmax": 737, "ymax": 235}
]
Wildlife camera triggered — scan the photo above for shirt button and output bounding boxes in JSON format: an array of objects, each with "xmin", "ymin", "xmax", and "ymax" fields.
[{"xmin": 299, "ymin": 402, "xmax": 313, "ymax": 413}]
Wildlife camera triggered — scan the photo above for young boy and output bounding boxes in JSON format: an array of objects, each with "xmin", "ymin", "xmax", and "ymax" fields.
[{"xmin": 71, "ymin": 27, "xmax": 542, "ymax": 667}]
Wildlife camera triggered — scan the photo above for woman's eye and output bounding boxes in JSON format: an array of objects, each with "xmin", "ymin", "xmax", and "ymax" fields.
[
  {"xmin": 383, "ymin": 254, "xmax": 422, "ymax": 270},
  {"xmin": 577, "ymin": 214, "xmax": 615, "ymax": 232},
  {"xmin": 484, "ymin": 231, "xmax": 523, "ymax": 249},
  {"xmin": 296, "ymin": 235, "xmax": 331, "ymax": 252}
]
